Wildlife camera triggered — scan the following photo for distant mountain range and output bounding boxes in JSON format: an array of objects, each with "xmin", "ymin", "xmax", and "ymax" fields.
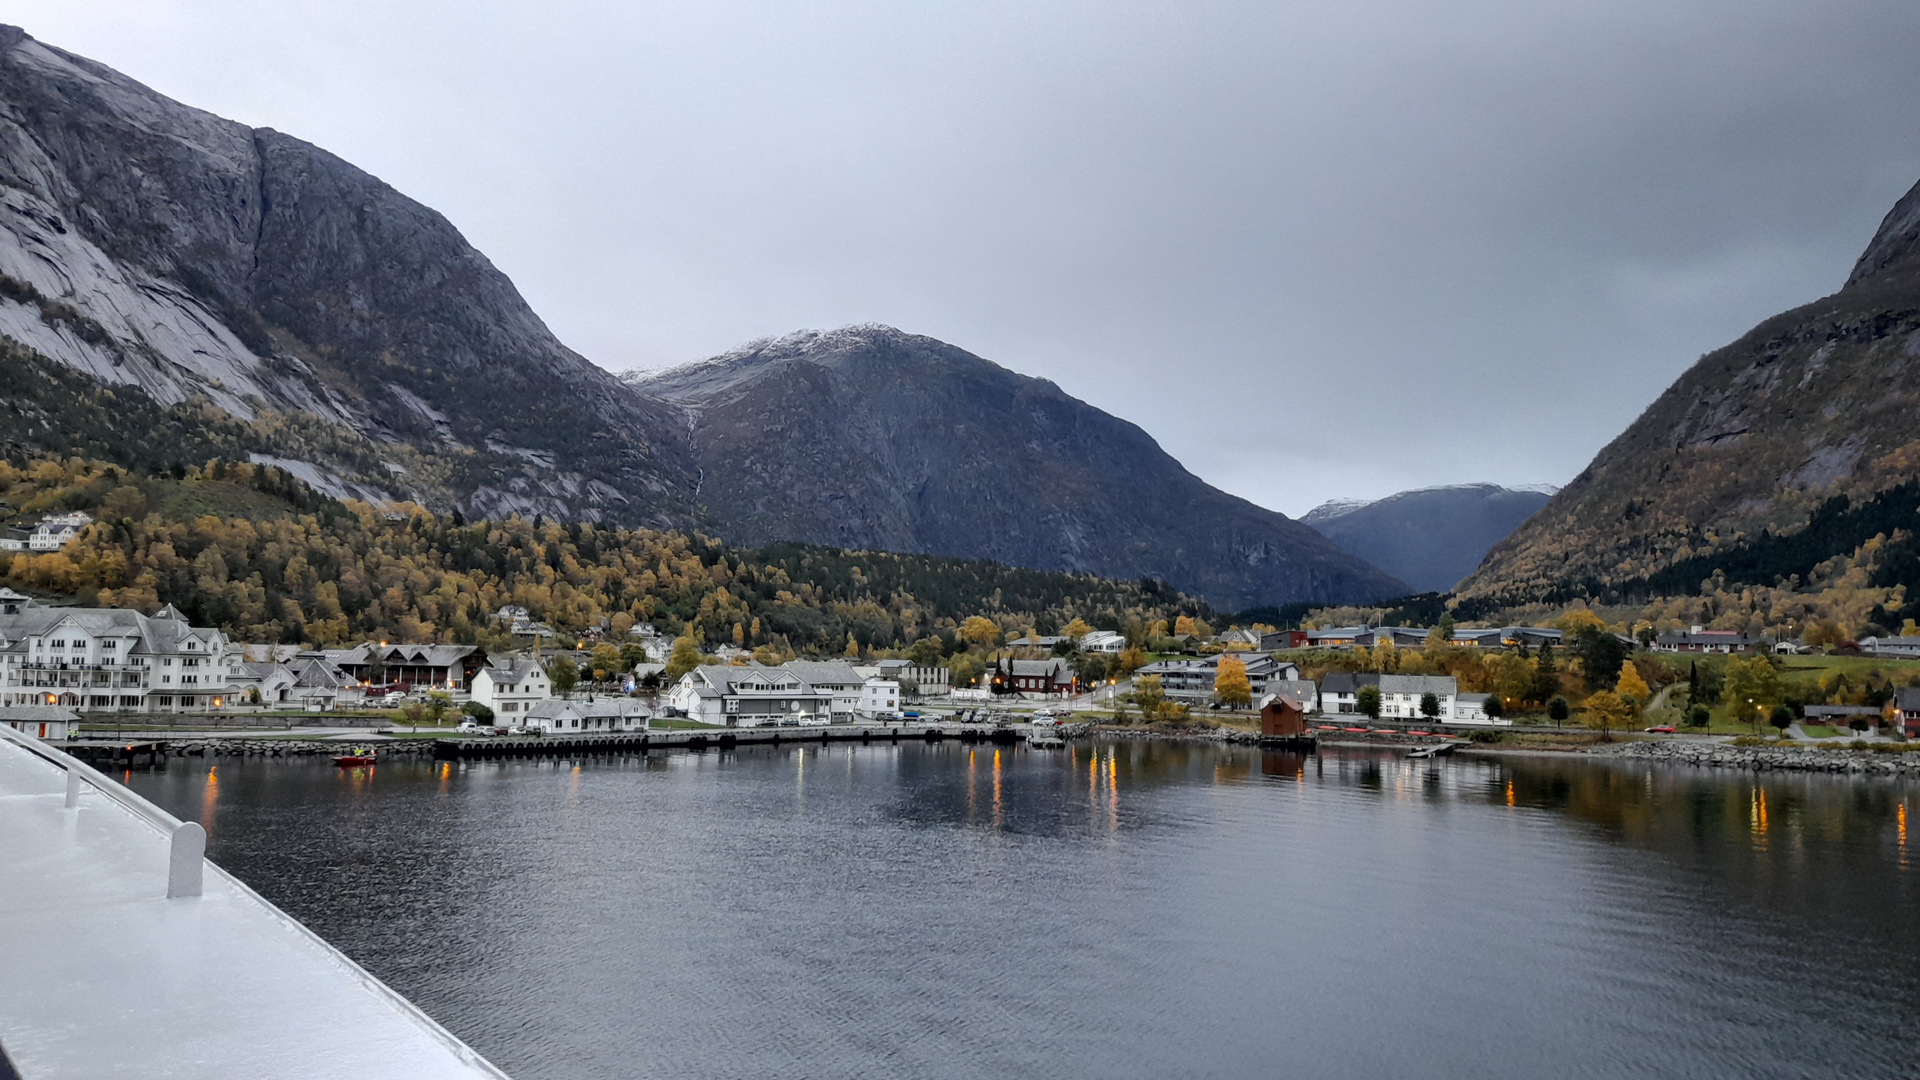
[
  {"xmin": 624, "ymin": 326, "xmax": 1405, "ymax": 611},
  {"xmin": 0, "ymin": 26, "xmax": 1403, "ymax": 611},
  {"xmin": 1301, "ymin": 484, "xmax": 1554, "ymax": 594},
  {"xmin": 1460, "ymin": 169, "xmax": 1920, "ymax": 606}
]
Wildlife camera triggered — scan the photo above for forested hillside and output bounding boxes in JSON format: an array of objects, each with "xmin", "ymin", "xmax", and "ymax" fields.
[{"xmin": 0, "ymin": 458, "xmax": 1203, "ymax": 658}]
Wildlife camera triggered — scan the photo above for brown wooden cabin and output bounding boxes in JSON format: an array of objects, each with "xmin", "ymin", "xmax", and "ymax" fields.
[{"xmin": 1260, "ymin": 694, "xmax": 1307, "ymax": 738}]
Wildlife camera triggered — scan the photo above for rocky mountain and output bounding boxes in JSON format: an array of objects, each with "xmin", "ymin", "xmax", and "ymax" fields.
[
  {"xmin": 0, "ymin": 25, "xmax": 699, "ymax": 523},
  {"xmin": 0, "ymin": 26, "xmax": 1402, "ymax": 610},
  {"xmin": 1301, "ymin": 484, "xmax": 1553, "ymax": 594},
  {"xmin": 1460, "ymin": 172, "xmax": 1920, "ymax": 604},
  {"xmin": 621, "ymin": 326, "xmax": 1407, "ymax": 610}
]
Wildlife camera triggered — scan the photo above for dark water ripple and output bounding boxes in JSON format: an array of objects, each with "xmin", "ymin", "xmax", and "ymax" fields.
[{"xmin": 125, "ymin": 742, "xmax": 1920, "ymax": 1080}]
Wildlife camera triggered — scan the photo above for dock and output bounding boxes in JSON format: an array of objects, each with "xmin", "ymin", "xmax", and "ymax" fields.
[
  {"xmin": 431, "ymin": 721, "xmax": 1028, "ymax": 760},
  {"xmin": 1407, "ymin": 741, "xmax": 1465, "ymax": 759},
  {"xmin": 0, "ymin": 725, "xmax": 511, "ymax": 1079}
]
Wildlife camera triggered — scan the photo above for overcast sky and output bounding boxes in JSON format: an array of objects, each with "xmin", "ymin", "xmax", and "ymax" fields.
[{"xmin": 21, "ymin": 1, "xmax": 1920, "ymax": 514}]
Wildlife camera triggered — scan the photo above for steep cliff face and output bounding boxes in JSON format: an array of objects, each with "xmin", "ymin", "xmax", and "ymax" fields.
[
  {"xmin": 0, "ymin": 26, "xmax": 1400, "ymax": 609},
  {"xmin": 1461, "ymin": 174, "xmax": 1920, "ymax": 603},
  {"xmin": 626, "ymin": 326, "xmax": 1407, "ymax": 609},
  {"xmin": 0, "ymin": 25, "xmax": 698, "ymax": 523},
  {"xmin": 1302, "ymin": 484, "xmax": 1552, "ymax": 594}
]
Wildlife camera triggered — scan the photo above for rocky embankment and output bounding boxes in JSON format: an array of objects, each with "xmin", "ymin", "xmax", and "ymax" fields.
[
  {"xmin": 1088, "ymin": 724, "xmax": 1267, "ymax": 745},
  {"xmin": 164, "ymin": 739, "xmax": 436, "ymax": 758},
  {"xmin": 1598, "ymin": 740, "xmax": 1920, "ymax": 776}
]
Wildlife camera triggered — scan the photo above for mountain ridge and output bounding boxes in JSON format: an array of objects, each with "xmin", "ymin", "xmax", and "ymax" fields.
[
  {"xmin": 0, "ymin": 25, "xmax": 1404, "ymax": 610},
  {"xmin": 1300, "ymin": 483, "xmax": 1553, "ymax": 594},
  {"xmin": 1460, "ymin": 172, "xmax": 1920, "ymax": 604},
  {"xmin": 622, "ymin": 324, "xmax": 1408, "ymax": 610}
]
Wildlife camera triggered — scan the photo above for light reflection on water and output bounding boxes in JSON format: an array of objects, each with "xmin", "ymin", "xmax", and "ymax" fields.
[{"xmin": 127, "ymin": 741, "xmax": 1920, "ymax": 1080}]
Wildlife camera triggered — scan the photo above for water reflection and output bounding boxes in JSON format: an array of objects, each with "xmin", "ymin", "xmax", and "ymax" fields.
[{"xmin": 120, "ymin": 741, "xmax": 1920, "ymax": 1080}]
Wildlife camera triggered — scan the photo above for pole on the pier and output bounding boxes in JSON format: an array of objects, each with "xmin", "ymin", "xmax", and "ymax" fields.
[{"xmin": 168, "ymin": 822, "xmax": 206, "ymax": 898}]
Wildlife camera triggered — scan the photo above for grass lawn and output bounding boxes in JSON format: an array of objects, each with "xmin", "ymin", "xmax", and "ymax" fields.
[
  {"xmin": 1798, "ymin": 724, "xmax": 1843, "ymax": 738},
  {"xmin": 1774, "ymin": 654, "xmax": 1920, "ymax": 676}
]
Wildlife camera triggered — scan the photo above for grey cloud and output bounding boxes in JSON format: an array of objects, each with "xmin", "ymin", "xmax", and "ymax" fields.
[{"xmin": 23, "ymin": 0, "xmax": 1920, "ymax": 513}]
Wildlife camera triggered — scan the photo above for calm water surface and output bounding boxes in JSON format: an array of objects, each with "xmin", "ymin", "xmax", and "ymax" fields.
[{"xmin": 126, "ymin": 741, "xmax": 1920, "ymax": 1080}]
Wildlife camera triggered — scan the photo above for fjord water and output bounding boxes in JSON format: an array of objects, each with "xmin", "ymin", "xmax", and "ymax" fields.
[{"xmin": 127, "ymin": 744, "xmax": 1920, "ymax": 1080}]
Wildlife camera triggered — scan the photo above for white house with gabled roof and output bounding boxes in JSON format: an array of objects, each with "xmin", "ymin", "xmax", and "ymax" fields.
[
  {"xmin": 0, "ymin": 599, "xmax": 232, "ymax": 712},
  {"xmin": 470, "ymin": 655, "xmax": 551, "ymax": 719},
  {"xmin": 668, "ymin": 664, "xmax": 835, "ymax": 726}
]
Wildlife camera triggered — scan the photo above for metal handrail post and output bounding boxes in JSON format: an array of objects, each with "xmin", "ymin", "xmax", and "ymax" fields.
[{"xmin": 0, "ymin": 724, "xmax": 202, "ymax": 898}]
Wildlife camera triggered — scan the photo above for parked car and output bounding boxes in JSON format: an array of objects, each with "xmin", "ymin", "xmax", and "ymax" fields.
[
  {"xmin": 456, "ymin": 719, "xmax": 479, "ymax": 733},
  {"xmin": 798, "ymin": 713, "xmax": 830, "ymax": 727},
  {"xmin": 1644, "ymin": 725, "xmax": 1676, "ymax": 734}
]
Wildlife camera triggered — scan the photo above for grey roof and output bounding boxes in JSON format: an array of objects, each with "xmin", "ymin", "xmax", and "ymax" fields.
[
  {"xmin": 0, "ymin": 705, "xmax": 80, "ymax": 723},
  {"xmin": 683, "ymin": 663, "xmax": 833, "ymax": 697},
  {"xmin": 527, "ymin": 698, "xmax": 648, "ymax": 720},
  {"xmin": 482, "ymin": 655, "xmax": 544, "ymax": 682},
  {"xmin": 1264, "ymin": 679, "xmax": 1318, "ymax": 711},
  {"xmin": 1895, "ymin": 689, "xmax": 1920, "ymax": 711},
  {"xmin": 288, "ymin": 657, "xmax": 350, "ymax": 689},
  {"xmin": 0, "ymin": 604, "xmax": 223, "ymax": 655},
  {"xmin": 1804, "ymin": 705, "xmax": 1881, "ymax": 717},
  {"xmin": 1377, "ymin": 674, "xmax": 1458, "ymax": 696},
  {"xmin": 1656, "ymin": 630, "xmax": 1755, "ymax": 645},
  {"xmin": 1318, "ymin": 672, "xmax": 1378, "ymax": 694},
  {"xmin": 574, "ymin": 698, "xmax": 649, "ymax": 718},
  {"xmin": 781, "ymin": 660, "xmax": 866, "ymax": 687}
]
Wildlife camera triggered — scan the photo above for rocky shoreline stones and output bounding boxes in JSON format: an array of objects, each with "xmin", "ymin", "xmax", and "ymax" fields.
[
  {"xmin": 1595, "ymin": 739, "xmax": 1920, "ymax": 776},
  {"xmin": 163, "ymin": 739, "xmax": 436, "ymax": 758}
]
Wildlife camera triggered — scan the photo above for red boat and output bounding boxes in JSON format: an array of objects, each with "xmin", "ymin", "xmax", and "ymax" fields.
[{"xmin": 333, "ymin": 749, "xmax": 377, "ymax": 767}]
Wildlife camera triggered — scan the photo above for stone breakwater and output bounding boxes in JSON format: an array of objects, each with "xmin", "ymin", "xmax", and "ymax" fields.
[
  {"xmin": 165, "ymin": 739, "xmax": 436, "ymax": 758},
  {"xmin": 1598, "ymin": 740, "xmax": 1920, "ymax": 776},
  {"xmin": 1088, "ymin": 724, "xmax": 1267, "ymax": 745}
]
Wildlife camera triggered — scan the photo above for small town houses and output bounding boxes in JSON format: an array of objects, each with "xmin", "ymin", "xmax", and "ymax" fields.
[
  {"xmin": 1133, "ymin": 654, "xmax": 1301, "ymax": 703},
  {"xmin": 668, "ymin": 661, "xmax": 903, "ymax": 727},
  {"xmin": 1654, "ymin": 627, "xmax": 1756, "ymax": 654},
  {"xmin": 990, "ymin": 657, "xmax": 1076, "ymax": 696}
]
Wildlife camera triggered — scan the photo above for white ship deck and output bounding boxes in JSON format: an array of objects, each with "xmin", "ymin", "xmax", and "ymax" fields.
[{"xmin": 0, "ymin": 730, "xmax": 509, "ymax": 1079}]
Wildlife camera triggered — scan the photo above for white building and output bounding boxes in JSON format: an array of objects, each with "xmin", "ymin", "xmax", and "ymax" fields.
[
  {"xmin": 783, "ymin": 661, "xmax": 868, "ymax": 719},
  {"xmin": 1377, "ymin": 674, "xmax": 1458, "ymax": 721},
  {"xmin": 0, "ymin": 600, "xmax": 232, "ymax": 712},
  {"xmin": 870, "ymin": 658, "xmax": 950, "ymax": 698},
  {"xmin": 27, "ymin": 512, "xmax": 91, "ymax": 552},
  {"xmin": 1449, "ymin": 693, "xmax": 1510, "ymax": 726},
  {"xmin": 669, "ymin": 664, "xmax": 833, "ymax": 727},
  {"xmin": 522, "ymin": 697, "xmax": 649, "ymax": 734},
  {"xmin": 0, "ymin": 704, "xmax": 77, "ymax": 739},
  {"xmin": 1858, "ymin": 636, "xmax": 1920, "ymax": 658},
  {"xmin": 470, "ymin": 656, "xmax": 551, "ymax": 719},
  {"xmin": 1317, "ymin": 672, "xmax": 1375, "ymax": 715},
  {"xmin": 857, "ymin": 678, "xmax": 900, "ymax": 719},
  {"xmin": 1078, "ymin": 630, "xmax": 1127, "ymax": 654}
]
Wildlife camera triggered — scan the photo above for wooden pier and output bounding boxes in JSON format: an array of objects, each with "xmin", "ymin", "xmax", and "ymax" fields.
[
  {"xmin": 60, "ymin": 741, "xmax": 167, "ymax": 770},
  {"xmin": 431, "ymin": 722, "xmax": 1026, "ymax": 761}
]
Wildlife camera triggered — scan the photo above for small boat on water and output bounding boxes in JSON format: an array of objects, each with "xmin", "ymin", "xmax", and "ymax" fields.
[{"xmin": 333, "ymin": 748, "xmax": 378, "ymax": 767}]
